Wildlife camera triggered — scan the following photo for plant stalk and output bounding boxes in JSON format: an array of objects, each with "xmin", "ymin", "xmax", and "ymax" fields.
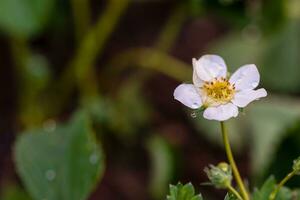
[
  {"xmin": 71, "ymin": 0, "xmax": 91, "ymax": 42},
  {"xmin": 269, "ymin": 170, "xmax": 296, "ymax": 200},
  {"xmin": 227, "ymin": 185, "xmax": 243, "ymax": 200},
  {"xmin": 220, "ymin": 121, "xmax": 249, "ymax": 200}
]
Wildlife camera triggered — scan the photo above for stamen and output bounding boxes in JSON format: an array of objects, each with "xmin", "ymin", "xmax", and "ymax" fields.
[{"xmin": 201, "ymin": 77, "xmax": 235, "ymax": 104}]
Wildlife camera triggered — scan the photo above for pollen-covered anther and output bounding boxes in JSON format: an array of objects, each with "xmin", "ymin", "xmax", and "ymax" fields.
[{"xmin": 202, "ymin": 78, "xmax": 235, "ymax": 103}]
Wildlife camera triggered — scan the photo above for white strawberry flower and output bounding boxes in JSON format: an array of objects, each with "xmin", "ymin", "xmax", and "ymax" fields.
[{"xmin": 174, "ymin": 55, "xmax": 267, "ymax": 121}]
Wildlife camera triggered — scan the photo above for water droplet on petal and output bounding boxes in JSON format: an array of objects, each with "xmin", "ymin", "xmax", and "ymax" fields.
[
  {"xmin": 45, "ymin": 169, "xmax": 56, "ymax": 181},
  {"xmin": 190, "ymin": 112, "xmax": 197, "ymax": 118},
  {"xmin": 89, "ymin": 153, "xmax": 99, "ymax": 165},
  {"xmin": 192, "ymin": 102, "xmax": 200, "ymax": 108}
]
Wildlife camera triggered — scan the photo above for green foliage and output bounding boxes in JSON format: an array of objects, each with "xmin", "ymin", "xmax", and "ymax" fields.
[
  {"xmin": 167, "ymin": 177, "xmax": 300, "ymax": 200},
  {"xmin": 203, "ymin": 0, "xmax": 249, "ymax": 27},
  {"xmin": 265, "ymin": 126, "xmax": 300, "ymax": 188},
  {"xmin": 24, "ymin": 53, "xmax": 51, "ymax": 90},
  {"xmin": 187, "ymin": 0, "xmax": 204, "ymax": 16},
  {"xmin": 260, "ymin": 0, "xmax": 287, "ymax": 34},
  {"xmin": 224, "ymin": 192, "xmax": 239, "ymax": 200},
  {"xmin": 14, "ymin": 111, "xmax": 104, "ymax": 200},
  {"xmin": 293, "ymin": 157, "xmax": 300, "ymax": 174},
  {"xmin": 275, "ymin": 187, "xmax": 293, "ymax": 200},
  {"xmin": 0, "ymin": 0, "xmax": 55, "ymax": 37},
  {"xmin": 204, "ymin": 163, "xmax": 232, "ymax": 189},
  {"xmin": 192, "ymin": 96, "xmax": 300, "ymax": 179},
  {"xmin": 81, "ymin": 96, "xmax": 112, "ymax": 125},
  {"xmin": 248, "ymin": 97, "xmax": 300, "ymax": 178},
  {"xmin": 260, "ymin": 19, "xmax": 300, "ymax": 92},
  {"xmin": 0, "ymin": 184, "xmax": 32, "ymax": 200},
  {"xmin": 3, "ymin": 0, "xmax": 300, "ymax": 199},
  {"xmin": 166, "ymin": 183, "xmax": 203, "ymax": 200},
  {"xmin": 109, "ymin": 76, "xmax": 151, "ymax": 138},
  {"xmin": 252, "ymin": 178, "xmax": 300, "ymax": 200},
  {"xmin": 252, "ymin": 176, "xmax": 276, "ymax": 200},
  {"xmin": 147, "ymin": 135, "xmax": 175, "ymax": 199}
]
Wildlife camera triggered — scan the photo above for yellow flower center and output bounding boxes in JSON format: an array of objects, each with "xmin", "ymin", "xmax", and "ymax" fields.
[{"xmin": 202, "ymin": 78, "xmax": 235, "ymax": 104}]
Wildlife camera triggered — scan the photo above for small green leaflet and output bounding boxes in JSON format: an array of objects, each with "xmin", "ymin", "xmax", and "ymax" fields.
[{"xmin": 166, "ymin": 182, "xmax": 203, "ymax": 200}]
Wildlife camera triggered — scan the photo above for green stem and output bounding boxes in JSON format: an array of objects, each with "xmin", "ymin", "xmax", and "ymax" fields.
[
  {"xmin": 48, "ymin": 0, "xmax": 130, "ymax": 116},
  {"xmin": 70, "ymin": 0, "xmax": 91, "ymax": 42},
  {"xmin": 106, "ymin": 48, "xmax": 191, "ymax": 81},
  {"xmin": 269, "ymin": 170, "xmax": 296, "ymax": 200},
  {"xmin": 227, "ymin": 185, "xmax": 243, "ymax": 200},
  {"xmin": 155, "ymin": 4, "xmax": 186, "ymax": 51},
  {"xmin": 220, "ymin": 122, "xmax": 249, "ymax": 200},
  {"xmin": 10, "ymin": 37, "xmax": 45, "ymax": 128}
]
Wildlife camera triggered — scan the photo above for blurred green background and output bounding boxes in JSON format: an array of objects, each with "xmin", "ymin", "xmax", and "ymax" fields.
[{"xmin": 0, "ymin": 0, "xmax": 300, "ymax": 199}]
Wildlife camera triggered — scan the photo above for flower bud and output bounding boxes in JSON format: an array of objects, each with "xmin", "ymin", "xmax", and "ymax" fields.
[
  {"xmin": 204, "ymin": 162, "xmax": 232, "ymax": 189},
  {"xmin": 293, "ymin": 156, "xmax": 300, "ymax": 174}
]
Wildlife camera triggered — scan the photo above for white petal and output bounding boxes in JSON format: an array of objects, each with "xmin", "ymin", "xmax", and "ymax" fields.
[
  {"xmin": 203, "ymin": 103, "xmax": 238, "ymax": 121},
  {"xmin": 193, "ymin": 55, "xmax": 227, "ymax": 82},
  {"xmin": 174, "ymin": 84, "xmax": 202, "ymax": 109},
  {"xmin": 232, "ymin": 88, "xmax": 267, "ymax": 107},
  {"xmin": 193, "ymin": 62, "xmax": 204, "ymax": 87},
  {"xmin": 229, "ymin": 64, "xmax": 260, "ymax": 90}
]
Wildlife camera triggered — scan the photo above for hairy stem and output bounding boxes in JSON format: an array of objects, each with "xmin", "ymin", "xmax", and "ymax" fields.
[
  {"xmin": 227, "ymin": 185, "xmax": 243, "ymax": 200},
  {"xmin": 221, "ymin": 122, "xmax": 249, "ymax": 200}
]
